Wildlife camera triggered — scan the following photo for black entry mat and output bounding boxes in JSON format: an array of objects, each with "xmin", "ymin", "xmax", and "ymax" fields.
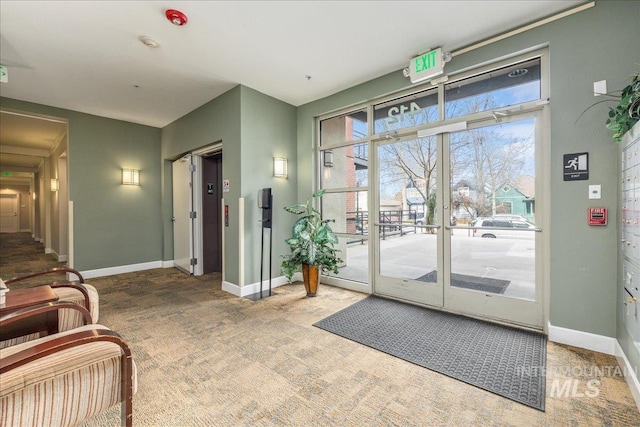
[
  {"xmin": 416, "ymin": 270, "xmax": 510, "ymax": 294},
  {"xmin": 314, "ymin": 295, "xmax": 547, "ymax": 410}
]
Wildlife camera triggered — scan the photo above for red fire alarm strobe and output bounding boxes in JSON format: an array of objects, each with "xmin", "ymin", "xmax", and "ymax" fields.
[
  {"xmin": 165, "ymin": 9, "xmax": 187, "ymax": 26},
  {"xmin": 588, "ymin": 207, "xmax": 607, "ymax": 226}
]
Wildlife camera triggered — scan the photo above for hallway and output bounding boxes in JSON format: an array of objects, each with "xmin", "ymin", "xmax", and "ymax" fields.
[{"xmin": 0, "ymin": 232, "xmax": 65, "ymax": 281}]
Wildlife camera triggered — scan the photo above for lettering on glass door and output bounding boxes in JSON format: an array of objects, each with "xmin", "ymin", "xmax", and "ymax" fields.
[{"xmin": 387, "ymin": 102, "xmax": 421, "ymax": 124}]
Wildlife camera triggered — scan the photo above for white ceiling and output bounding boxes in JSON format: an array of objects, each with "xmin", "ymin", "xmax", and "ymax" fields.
[{"xmin": 0, "ymin": 0, "xmax": 587, "ymax": 180}]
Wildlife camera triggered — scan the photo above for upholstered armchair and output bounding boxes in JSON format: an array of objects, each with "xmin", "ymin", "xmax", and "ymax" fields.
[
  {"xmin": 0, "ymin": 303, "xmax": 136, "ymax": 427},
  {"xmin": 1, "ymin": 268, "xmax": 99, "ymax": 349}
]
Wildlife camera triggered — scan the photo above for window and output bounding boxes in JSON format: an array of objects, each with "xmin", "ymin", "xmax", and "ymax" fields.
[
  {"xmin": 374, "ymin": 88, "xmax": 438, "ymax": 133},
  {"xmin": 495, "ymin": 202, "xmax": 513, "ymax": 214},
  {"xmin": 320, "ymin": 143, "xmax": 368, "ymax": 189},
  {"xmin": 320, "ymin": 109, "xmax": 367, "ymax": 145},
  {"xmin": 316, "ymin": 52, "xmax": 546, "ymax": 290},
  {"xmin": 445, "ymin": 58, "xmax": 541, "ymax": 119},
  {"xmin": 319, "ymin": 107, "xmax": 370, "ymax": 284}
]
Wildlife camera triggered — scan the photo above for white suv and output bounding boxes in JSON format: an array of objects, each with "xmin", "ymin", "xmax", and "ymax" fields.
[
  {"xmin": 490, "ymin": 214, "xmax": 534, "ymax": 224},
  {"xmin": 472, "ymin": 218, "xmax": 536, "ymax": 239}
]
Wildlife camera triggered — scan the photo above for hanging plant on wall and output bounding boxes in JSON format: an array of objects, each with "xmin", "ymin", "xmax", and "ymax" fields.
[
  {"xmin": 606, "ymin": 72, "xmax": 640, "ymax": 143},
  {"xmin": 578, "ymin": 71, "xmax": 640, "ymax": 143}
]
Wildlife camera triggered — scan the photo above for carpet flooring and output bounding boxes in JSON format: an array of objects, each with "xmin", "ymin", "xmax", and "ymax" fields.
[
  {"xmin": 314, "ymin": 296, "xmax": 546, "ymax": 410},
  {"xmin": 2, "ymin": 232, "xmax": 640, "ymax": 426}
]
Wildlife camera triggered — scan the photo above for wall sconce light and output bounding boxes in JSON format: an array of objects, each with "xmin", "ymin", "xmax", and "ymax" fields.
[
  {"xmin": 324, "ymin": 150, "xmax": 334, "ymax": 168},
  {"xmin": 50, "ymin": 178, "xmax": 59, "ymax": 192},
  {"xmin": 273, "ymin": 157, "xmax": 288, "ymax": 178},
  {"xmin": 122, "ymin": 169, "xmax": 140, "ymax": 185}
]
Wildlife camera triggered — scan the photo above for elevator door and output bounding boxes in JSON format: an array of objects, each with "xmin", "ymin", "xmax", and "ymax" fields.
[{"xmin": 202, "ymin": 154, "xmax": 223, "ymax": 273}]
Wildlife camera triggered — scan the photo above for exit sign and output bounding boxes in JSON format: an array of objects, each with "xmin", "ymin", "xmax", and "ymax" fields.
[{"xmin": 409, "ymin": 48, "xmax": 444, "ymax": 84}]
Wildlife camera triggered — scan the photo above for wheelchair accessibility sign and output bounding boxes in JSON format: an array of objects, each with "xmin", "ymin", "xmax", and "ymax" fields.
[{"xmin": 563, "ymin": 152, "xmax": 588, "ymax": 181}]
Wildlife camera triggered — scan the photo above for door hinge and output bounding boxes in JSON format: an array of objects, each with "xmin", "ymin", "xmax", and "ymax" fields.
[
  {"xmin": 190, "ymin": 258, "xmax": 198, "ymax": 266},
  {"xmin": 189, "ymin": 211, "xmax": 197, "ymax": 219},
  {"xmin": 189, "ymin": 164, "xmax": 196, "ymax": 172}
]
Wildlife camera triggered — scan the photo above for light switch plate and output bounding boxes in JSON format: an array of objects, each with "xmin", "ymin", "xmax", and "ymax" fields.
[
  {"xmin": 594, "ymin": 80, "xmax": 607, "ymax": 96},
  {"xmin": 589, "ymin": 184, "xmax": 601, "ymax": 199}
]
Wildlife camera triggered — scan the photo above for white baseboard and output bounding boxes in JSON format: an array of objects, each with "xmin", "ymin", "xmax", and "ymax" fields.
[
  {"xmin": 80, "ymin": 260, "xmax": 164, "ymax": 279},
  {"xmin": 548, "ymin": 323, "xmax": 617, "ymax": 355},
  {"xmin": 222, "ymin": 274, "xmax": 301, "ymax": 297},
  {"xmin": 222, "ymin": 281, "xmax": 241, "ymax": 296},
  {"xmin": 162, "ymin": 260, "xmax": 175, "ymax": 268},
  {"xmin": 615, "ymin": 341, "xmax": 640, "ymax": 410},
  {"xmin": 45, "ymin": 248, "xmax": 65, "ymax": 262},
  {"xmin": 46, "ymin": 248, "xmax": 68, "ymax": 262}
]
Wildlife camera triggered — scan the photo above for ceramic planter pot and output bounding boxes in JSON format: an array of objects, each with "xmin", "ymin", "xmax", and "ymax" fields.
[{"xmin": 301, "ymin": 264, "xmax": 319, "ymax": 297}]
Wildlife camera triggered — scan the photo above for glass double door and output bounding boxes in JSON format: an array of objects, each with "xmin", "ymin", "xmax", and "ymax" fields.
[{"xmin": 373, "ymin": 114, "xmax": 543, "ymax": 329}]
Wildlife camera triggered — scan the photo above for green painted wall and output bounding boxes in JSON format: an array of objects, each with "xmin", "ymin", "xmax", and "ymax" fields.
[
  {"xmin": 532, "ymin": 1, "xmax": 637, "ymax": 337},
  {"xmin": 161, "ymin": 86, "xmax": 242, "ymax": 284},
  {"xmin": 239, "ymin": 86, "xmax": 297, "ymax": 286},
  {"xmin": 159, "ymin": 85, "xmax": 296, "ymax": 287},
  {"xmin": 296, "ymin": 1, "xmax": 640, "ymax": 338},
  {"xmin": 0, "ymin": 97, "xmax": 162, "ymax": 271}
]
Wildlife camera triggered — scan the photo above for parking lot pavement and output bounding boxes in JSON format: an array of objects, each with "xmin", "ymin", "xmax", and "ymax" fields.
[{"xmin": 327, "ymin": 232, "xmax": 536, "ymax": 300}]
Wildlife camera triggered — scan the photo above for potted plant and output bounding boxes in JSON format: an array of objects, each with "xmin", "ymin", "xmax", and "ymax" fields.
[
  {"xmin": 606, "ymin": 72, "xmax": 639, "ymax": 143},
  {"xmin": 280, "ymin": 190, "xmax": 342, "ymax": 296},
  {"xmin": 580, "ymin": 71, "xmax": 640, "ymax": 143}
]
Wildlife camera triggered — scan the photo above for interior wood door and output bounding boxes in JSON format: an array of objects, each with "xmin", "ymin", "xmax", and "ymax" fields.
[
  {"xmin": 172, "ymin": 155, "xmax": 195, "ymax": 275},
  {"xmin": 0, "ymin": 194, "xmax": 19, "ymax": 233}
]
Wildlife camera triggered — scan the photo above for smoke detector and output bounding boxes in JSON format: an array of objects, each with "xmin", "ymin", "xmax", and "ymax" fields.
[
  {"xmin": 165, "ymin": 9, "xmax": 188, "ymax": 26},
  {"xmin": 140, "ymin": 36, "xmax": 160, "ymax": 48}
]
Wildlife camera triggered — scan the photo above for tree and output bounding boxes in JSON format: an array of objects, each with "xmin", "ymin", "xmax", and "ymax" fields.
[
  {"xmin": 451, "ymin": 124, "xmax": 533, "ymax": 217},
  {"xmin": 377, "ymin": 102, "xmax": 439, "ymax": 224},
  {"xmin": 378, "ymin": 137, "xmax": 438, "ymax": 223},
  {"xmin": 377, "ymin": 94, "xmax": 534, "ymax": 223}
]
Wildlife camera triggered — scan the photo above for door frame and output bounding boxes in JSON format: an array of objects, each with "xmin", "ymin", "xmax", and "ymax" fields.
[
  {"xmin": 372, "ymin": 131, "xmax": 447, "ymax": 307},
  {"xmin": 193, "ymin": 143, "xmax": 223, "ymax": 276},
  {"xmin": 371, "ymin": 107, "xmax": 548, "ymax": 330},
  {"xmin": 172, "ymin": 143, "xmax": 223, "ymax": 277},
  {"xmin": 442, "ymin": 111, "xmax": 545, "ymax": 328},
  {"xmin": 316, "ymin": 49, "xmax": 550, "ymax": 331},
  {"xmin": 172, "ymin": 154, "xmax": 198, "ymax": 275}
]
